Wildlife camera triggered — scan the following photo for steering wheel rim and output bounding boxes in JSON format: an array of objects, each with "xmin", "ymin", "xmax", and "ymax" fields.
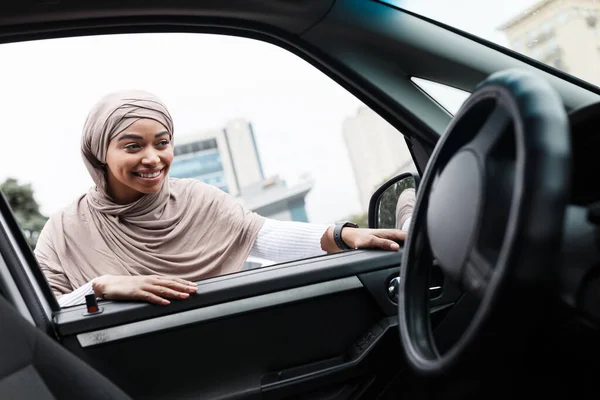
[{"xmin": 398, "ymin": 69, "xmax": 571, "ymax": 375}]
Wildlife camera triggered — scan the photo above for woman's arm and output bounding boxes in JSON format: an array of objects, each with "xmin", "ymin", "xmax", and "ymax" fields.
[
  {"xmin": 56, "ymin": 280, "xmax": 95, "ymax": 307},
  {"xmin": 250, "ymin": 218, "xmax": 408, "ymax": 263},
  {"xmin": 249, "ymin": 219, "xmax": 329, "ymax": 263}
]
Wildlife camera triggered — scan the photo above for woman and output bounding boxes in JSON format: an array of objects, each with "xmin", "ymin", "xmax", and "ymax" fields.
[{"xmin": 35, "ymin": 90, "xmax": 407, "ymax": 307}]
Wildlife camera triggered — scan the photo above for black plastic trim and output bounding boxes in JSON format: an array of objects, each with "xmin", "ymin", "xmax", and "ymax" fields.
[
  {"xmin": 260, "ymin": 316, "xmax": 399, "ymax": 399},
  {"xmin": 55, "ymin": 250, "xmax": 404, "ymax": 336},
  {"xmin": 0, "ymin": 192, "xmax": 58, "ymax": 335}
]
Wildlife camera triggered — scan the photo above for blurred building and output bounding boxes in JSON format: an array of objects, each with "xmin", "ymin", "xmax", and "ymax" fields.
[
  {"xmin": 170, "ymin": 119, "xmax": 312, "ymax": 222},
  {"xmin": 342, "ymin": 107, "xmax": 415, "ymax": 212},
  {"xmin": 499, "ymin": 0, "xmax": 600, "ymax": 86}
]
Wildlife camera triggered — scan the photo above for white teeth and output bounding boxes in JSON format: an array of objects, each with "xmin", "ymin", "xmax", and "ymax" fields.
[{"xmin": 138, "ymin": 171, "xmax": 161, "ymax": 178}]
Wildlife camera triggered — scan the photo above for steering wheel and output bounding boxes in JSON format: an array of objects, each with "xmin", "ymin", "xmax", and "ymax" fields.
[{"xmin": 398, "ymin": 69, "xmax": 571, "ymax": 375}]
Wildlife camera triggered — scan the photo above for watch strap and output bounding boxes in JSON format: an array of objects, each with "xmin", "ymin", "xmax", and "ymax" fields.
[{"xmin": 333, "ymin": 221, "xmax": 358, "ymax": 251}]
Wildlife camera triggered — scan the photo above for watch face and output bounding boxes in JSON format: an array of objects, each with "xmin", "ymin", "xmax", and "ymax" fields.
[{"xmin": 337, "ymin": 221, "xmax": 357, "ymax": 227}]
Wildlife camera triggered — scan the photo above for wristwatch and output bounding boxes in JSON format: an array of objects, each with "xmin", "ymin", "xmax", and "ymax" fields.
[{"xmin": 333, "ymin": 221, "xmax": 359, "ymax": 251}]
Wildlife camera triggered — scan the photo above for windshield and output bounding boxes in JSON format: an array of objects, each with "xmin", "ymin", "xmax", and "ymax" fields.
[{"xmin": 390, "ymin": 0, "xmax": 600, "ymax": 87}]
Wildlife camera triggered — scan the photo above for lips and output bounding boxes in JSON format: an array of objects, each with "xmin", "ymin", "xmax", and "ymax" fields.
[
  {"xmin": 136, "ymin": 170, "xmax": 161, "ymax": 178},
  {"xmin": 133, "ymin": 168, "xmax": 165, "ymax": 181}
]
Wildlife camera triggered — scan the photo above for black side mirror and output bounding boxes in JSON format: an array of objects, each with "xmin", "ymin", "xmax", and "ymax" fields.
[{"xmin": 368, "ymin": 172, "xmax": 420, "ymax": 229}]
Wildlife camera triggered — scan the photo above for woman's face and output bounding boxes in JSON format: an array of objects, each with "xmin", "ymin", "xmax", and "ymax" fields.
[{"xmin": 105, "ymin": 118, "xmax": 174, "ymax": 204}]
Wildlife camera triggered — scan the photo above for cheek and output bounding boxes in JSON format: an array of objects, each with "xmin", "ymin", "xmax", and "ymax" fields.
[
  {"xmin": 106, "ymin": 150, "xmax": 136, "ymax": 174},
  {"xmin": 162, "ymin": 151, "xmax": 174, "ymax": 165}
]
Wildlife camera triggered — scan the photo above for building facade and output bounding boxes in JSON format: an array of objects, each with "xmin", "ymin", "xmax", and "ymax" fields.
[
  {"xmin": 170, "ymin": 119, "xmax": 265, "ymax": 197},
  {"xmin": 500, "ymin": 0, "xmax": 600, "ymax": 86},
  {"xmin": 343, "ymin": 106, "xmax": 416, "ymax": 212},
  {"xmin": 169, "ymin": 119, "xmax": 312, "ymax": 222}
]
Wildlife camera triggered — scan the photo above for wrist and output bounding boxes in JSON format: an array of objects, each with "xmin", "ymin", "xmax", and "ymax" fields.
[
  {"xmin": 321, "ymin": 225, "xmax": 339, "ymax": 253},
  {"xmin": 92, "ymin": 275, "xmax": 110, "ymax": 299},
  {"xmin": 340, "ymin": 227, "xmax": 357, "ymax": 250}
]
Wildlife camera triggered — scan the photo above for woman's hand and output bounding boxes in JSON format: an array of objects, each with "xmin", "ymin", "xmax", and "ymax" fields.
[
  {"xmin": 92, "ymin": 275, "xmax": 197, "ymax": 305},
  {"xmin": 342, "ymin": 228, "xmax": 406, "ymax": 251},
  {"xmin": 321, "ymin": 226, "xmax": 407, "ymax": 253}
]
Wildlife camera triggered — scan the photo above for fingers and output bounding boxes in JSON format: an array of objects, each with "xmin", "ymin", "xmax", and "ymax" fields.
[
  {"xmin": 358, "ymin": 236, "xmax": 400, "ymax": 251},
  {"xmin": 153, "ymin": 275, "xmax": 196, "ymax": 287},
  {"xmin": 376, "ymin": 230, "xmax": 405, "ymax": 251},
  {"xmin": 169, "ymin": 277, "xmax": 197, "ymax": 287},
  {"xmin": 153, "ymin": 276, "xmax": 197, "ymax": 294},
  {"xmin": 135, "ymin": 290, "xmax": 171, "ymax": 306},
  {"xmin": 381, "ymin": 229, "xmax": 407, "ymax": 240},
  {"xmin": 353, "ymin": 229, "xmax": 406, "ymax": 251},
  {"xmin": 143, "ymin": 284, "xmax": 192, "ymax": 301}
]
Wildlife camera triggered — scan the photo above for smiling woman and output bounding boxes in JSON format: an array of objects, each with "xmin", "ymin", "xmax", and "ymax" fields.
[
  {"xmin": 105, "ymin": 119, "xmax": 173, "ymax": 204},
  {"xmin": 34, "ymin": 90, "xmax": 407, "ymax": 308}
]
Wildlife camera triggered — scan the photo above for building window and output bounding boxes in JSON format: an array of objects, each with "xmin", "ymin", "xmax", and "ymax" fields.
[
  {"xmin": 527, "ymin": 28, "xmax": 538, "ymax": 44},
  {"xmin": 554, "ymin": 58, "xmax": 566, "ymax": 71},
  {"xmin": 174, "ymin": 138, "xmax": 218, "ymax": 156},
  {"xmin": 557, "ymin": 9, "xmax": 569, "ymax": 24},
  {"xmin": 512, "ymin": 38, "xmax": 525, "ymax": 53},
  {"xmin": 531, "ymin": 46, "xmax": 543, "ymax": 59},
  {"xmin": 169, "ymin": 151, "xmax": 224, "ymax": 178},
  {"xmin": 586, "ymin": 15, "xmax": 598, "ymax": 28},
  {"xmin": 540, "ymin": 21, "xmax": 553, "ymax": 36}
]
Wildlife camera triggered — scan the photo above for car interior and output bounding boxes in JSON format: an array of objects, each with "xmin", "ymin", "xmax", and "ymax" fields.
[{"xmin": 1, "ymin": 0, "xmax": 600, "ymax": 399}]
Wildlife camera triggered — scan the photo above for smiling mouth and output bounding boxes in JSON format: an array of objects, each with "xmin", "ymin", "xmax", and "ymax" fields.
[{"xmin": 133, "ymin": 169, "xmax": 164, "ymax": 179}]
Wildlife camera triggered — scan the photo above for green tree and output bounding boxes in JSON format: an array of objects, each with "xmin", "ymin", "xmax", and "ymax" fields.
[{"xmin": 0, "ymin": 178, "xmax": 48, "ymax": 249}]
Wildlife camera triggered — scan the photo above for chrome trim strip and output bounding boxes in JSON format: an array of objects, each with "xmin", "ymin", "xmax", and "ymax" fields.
[{"xmin": 77, "ymin": 276, "xmax": 363, "ymax": 348}]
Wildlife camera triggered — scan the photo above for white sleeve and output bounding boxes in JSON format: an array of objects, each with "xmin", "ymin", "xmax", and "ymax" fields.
[
  {"xmin": 57, "ymin": 280, "xmax": 95, "ymax": 308},
  {"xmin": 401, "ymin": 216, "xmax": 412, "ymax": 232},
  {"xmin": 249, "ymin": 219, "xmax": 330, "ymax": 263}
]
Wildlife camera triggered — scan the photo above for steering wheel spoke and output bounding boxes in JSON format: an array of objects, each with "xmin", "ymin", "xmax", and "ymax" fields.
[{"xmin": 463, "ymin": 249, "xmax": 493, "ymax": 297}]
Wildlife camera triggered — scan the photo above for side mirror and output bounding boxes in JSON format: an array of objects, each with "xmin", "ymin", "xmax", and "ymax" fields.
[{"xmin": 368, "ymin": 172, "xmax": 420, "ymax": 229}]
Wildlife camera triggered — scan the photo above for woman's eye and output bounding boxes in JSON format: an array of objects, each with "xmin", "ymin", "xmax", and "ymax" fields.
[
  {"xmin": 124, "ymin": 143, "xmax": 141, "ymax": 150},
  {"xmin": 156, "ymin": 140, "xmax": 170, "ymax": 148}
]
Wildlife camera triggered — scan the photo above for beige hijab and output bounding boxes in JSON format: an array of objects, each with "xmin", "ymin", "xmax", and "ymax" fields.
[
  {"xmin": 395, "ymin": 188, "xmax": 415, "ymax": 230},
  {"xmin": 35, "ymin": 90, "xmax": 265, "ymax": 297}
]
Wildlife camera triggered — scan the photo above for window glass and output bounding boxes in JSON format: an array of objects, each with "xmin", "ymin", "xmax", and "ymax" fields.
[
  {"xmin": 411, "ymin": 78, "xmax": 470, "ymax": 115},
  {"xmin": 0, "ymin": 33, "xmax": 415, "ymax": 305}
]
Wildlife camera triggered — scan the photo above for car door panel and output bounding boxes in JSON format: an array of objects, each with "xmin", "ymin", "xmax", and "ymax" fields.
[
  {"xmin": 61, "ymin": 279, "xmax": 382, "ymax": 399},
  {"xmin": 55, "ymin": 251, "xmax": 400, "ymax": 335},
  {"xmin": 52, "ymin": 251, "xmax": 459, "ymax": 399}
]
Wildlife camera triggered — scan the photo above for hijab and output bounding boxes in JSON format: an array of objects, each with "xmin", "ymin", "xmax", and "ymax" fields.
[
  {"xmin": 35, "ymin": 90, "xmax": 265, "ymax": 297},
  {"xmin": 395, "ymin": 188, "xmax": 415, "ymax": 230}
]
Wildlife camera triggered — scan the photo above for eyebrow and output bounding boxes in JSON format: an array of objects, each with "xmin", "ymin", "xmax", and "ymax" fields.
[{"xmin": 118, "ymin": 131, "xmax": 170, "ymax": 141}]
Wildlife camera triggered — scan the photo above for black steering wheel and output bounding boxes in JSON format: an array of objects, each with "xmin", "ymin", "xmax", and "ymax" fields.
[{"xmin": 398, "ymin": 69, "xmax": 571, "ymax": 375}]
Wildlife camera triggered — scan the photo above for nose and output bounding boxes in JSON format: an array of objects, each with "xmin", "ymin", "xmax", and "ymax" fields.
[{"xmin": 141, "ymin": 150, "xmax": 160, "ymax": 166}]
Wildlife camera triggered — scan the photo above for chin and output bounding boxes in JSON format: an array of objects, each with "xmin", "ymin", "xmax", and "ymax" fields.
[
  {"xmin": 131, "ymin": 178, "xmax": 167, "ymax": 195},
  {"xmin": 137, "ymin": 187, "xmax": 162, "ymax": 195}
]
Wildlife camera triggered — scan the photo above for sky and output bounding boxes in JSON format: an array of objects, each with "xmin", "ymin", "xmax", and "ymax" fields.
[{"xmin": 0, "ymin": 0, "xmax": 542, "ymax": 224}]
